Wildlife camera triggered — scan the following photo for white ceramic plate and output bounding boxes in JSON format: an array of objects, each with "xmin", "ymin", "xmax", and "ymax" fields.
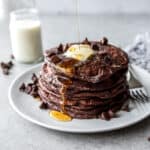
[{"xmin": 9, "ymin": 64, "xmax": 150, "ymax": 133}]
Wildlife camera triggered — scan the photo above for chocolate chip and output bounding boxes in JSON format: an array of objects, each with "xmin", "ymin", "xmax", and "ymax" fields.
[
  {"xmin": 19, "ymin": 83, "xmax": 26, "ymax": 92},
  {"xmin": 101, "ymin": 112, "xmax": 110, "ymax": 121},
  {"xmin": 26, "ymin": 82, "xmax": 39, "ymax": 97},
  {"xmin": 32, "ymin": 73, "xmax": 38, "ymax": 84},
  {"xmin": 25, "ymin": 84, "xmax": 33, "ymax": 94},
  {"xmin": 100, "ymin": 37, "xmax": 108, "ymax": 45},
  {"xmin": 0, "ymin": 62, "xmax": 8, "ymax": 69},
  {"xmin": 92, "ymin": 44, "xmax": 99, "ymax": 50},
  {"xmin": 50, "ymin": 55, "xmax": 61, "ymax": 64},
  {"xmin": 103, "ymin": 55, "xmax": 112, "ymax": 65},
  {"xmin": 148, "ymin": 137, "xmax": 150, "ymax": 142},
  {"xmin": 19, "ymin": 74, "xmax": 39, "ymax": 98},
  {"xmin": 8, "ymin": 61, "xmax": 13, "ymax": 68},
  {"xmin": 82, "ymin": 37, "xmax": 90, "ymax": 45},
  {"xmin": 108, "ymin": 110, "xmax": 115, "ymax": 118},
  {"xmin": 0, "ymin": 61, "xmax": 14, "ymax": 75},
  {"xmin": 58, "ymin": 43, "xmax": 63, "ymax": 53},
  {"xmin": 39, "ymin": 102, "xmax": 48, "ymax": 109},
  {"xmin": 32, "ymin": 84, "xmax": 38, "ymax": 90},
  {"xmin": 64, "ymin": 43, "xmax": 69, "ymax": 51}
]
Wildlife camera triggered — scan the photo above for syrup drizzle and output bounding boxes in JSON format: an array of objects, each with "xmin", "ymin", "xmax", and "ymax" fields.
[
  {"xmin": 75, "ymin": 0, "xmax": 80, "ymax": 43},
  {"xmin": 60, "ymin": 85, "xmax": 67, "ymax": 113},
  {"xmin": 59, "ymin": 76, "xmax": 72, "ymax": 113},
  {"xmin": 50, "ymin": 75, "xmax": 73, "ymax": 121},
  {"xmin": 50, "ymin": 0, "xmax": 81, "ymax": 121}
]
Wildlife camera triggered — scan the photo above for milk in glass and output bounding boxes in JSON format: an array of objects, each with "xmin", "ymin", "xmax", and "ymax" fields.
[{"xmin": 9, "ymin": 9, "xmax": 43, "ymax": 63}]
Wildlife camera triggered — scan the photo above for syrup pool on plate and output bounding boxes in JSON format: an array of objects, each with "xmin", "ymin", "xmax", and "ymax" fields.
[{"xmin": 49, "ymin": 110, "xmax": 72, "ymax": 122}]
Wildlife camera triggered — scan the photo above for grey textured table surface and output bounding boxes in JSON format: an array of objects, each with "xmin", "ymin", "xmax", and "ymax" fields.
[{"xmin": 0, "ymin": 14, "xmax": 150, "ymax": 150}]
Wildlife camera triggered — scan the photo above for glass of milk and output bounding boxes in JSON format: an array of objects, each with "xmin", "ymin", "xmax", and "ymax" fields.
[{"xmin": 9, "ymin": 8, "xmax": 43, "ymax": 63}]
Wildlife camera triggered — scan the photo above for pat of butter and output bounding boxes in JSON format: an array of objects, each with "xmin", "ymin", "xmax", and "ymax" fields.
[{"xmin": 64, "ymin": 44, "xmax": 94, "ymax": 61}]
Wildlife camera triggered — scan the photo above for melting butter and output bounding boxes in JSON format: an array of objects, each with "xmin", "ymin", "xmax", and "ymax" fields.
[
  {"xmin": 64, "ymin": 44, "xmax": 94, "ymax": 61},
  {"xmin": 49, "ymin": 110, "xmax": 72, "ymax": 122}
]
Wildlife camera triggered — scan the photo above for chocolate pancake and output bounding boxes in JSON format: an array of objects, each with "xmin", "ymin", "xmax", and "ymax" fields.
[
  {"xmin": 44, "ymin": 40, "xmax": 128, "ymax": 83},
  {"xmin": 40, "ymin": 62, "xmax": 127, "ymax": 92},
  {"xmin": 39, "ymin": 90, "xmax": 129, "ymax": 119},
  {"xmin": 38, "ymin": 37, "xmax": 129, "ymax": 120},
  {"xmin": 38, "ymin": 86, "xmax": 129, "ymax": 107},
  {"xmin": 38, "ymin": 77, "xmax": 128, "ymax": 100}
]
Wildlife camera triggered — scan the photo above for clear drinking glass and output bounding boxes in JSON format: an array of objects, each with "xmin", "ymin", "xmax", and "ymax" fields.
[{"xmin": 9, "ymin": 8, "xmax": 43, "ymax": 64}]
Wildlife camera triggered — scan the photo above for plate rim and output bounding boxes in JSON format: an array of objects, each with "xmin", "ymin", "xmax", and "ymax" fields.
[{"xmin": 8, "ymin": 63, "xmax": 150, "ymax": 133}]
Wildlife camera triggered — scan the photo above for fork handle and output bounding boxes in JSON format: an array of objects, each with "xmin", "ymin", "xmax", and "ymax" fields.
[
  {"xmin": 129, "ymin": 65, "xmax": 142, "ymax": 88},
  {"xmin": 129, "ymin": 64, "xmax": 150, "ymax": 97}
]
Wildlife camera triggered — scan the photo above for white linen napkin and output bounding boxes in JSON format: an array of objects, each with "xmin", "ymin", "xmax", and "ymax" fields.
[
  {"xmin": 125, "ymin": 32, "xmax": 150, "ymax": 72},
  {"xmin": 125, "ymin": 33, "xmax": 150, "ymax": 96}
]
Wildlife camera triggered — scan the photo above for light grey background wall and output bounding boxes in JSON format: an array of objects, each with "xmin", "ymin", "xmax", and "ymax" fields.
[
  {"xmin": 36, "ymin": 0, "xmax": 150, "ymax": 15},
  {"xmin": 1, "ymin": 0, "xmax": 150, "ymax": 16}
]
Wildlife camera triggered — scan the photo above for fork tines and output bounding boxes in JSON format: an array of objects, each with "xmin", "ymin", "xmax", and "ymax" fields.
[{"xmin": 130, "ymin": 88, "xmax": 149, "ymax": 103}]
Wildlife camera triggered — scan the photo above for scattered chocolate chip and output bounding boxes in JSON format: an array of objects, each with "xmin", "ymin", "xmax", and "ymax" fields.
[
  {"xmin": 8, "ymin": 61, "xmax": 13, "ymax": 68},
  {"xmin": 0, "ymin": 61, "xmax": 14, "ymax": 75},
  {"xmin": 25, "ymin": 83, "xmax": 33, "ymax": 94},
  {"xmin": 0, "ymin": 62, "xmax": 7, "ymax": 69},
  {"xmin": 10, "ymin": 54, "xmax": 14, "ymax": 59},
  {"xmin": 82, "ymin": 37, "xmax": 90, "ymax": 45},
  {"xmin": 101, "ymin": 112, "xmax": 110, "ymax": 121},
  {"xmin": 19, "ymin": 74, "xmax": 40, "ymax": 99},
  {"xmin": 39, "ymin": 102, "xmax": 48, "ymax": 109},
  {"xmin": 100, "ymin": 37, "xmax": 108, "ymax": 45},
  {"xmin": 32, "ymin": 73, "xmax": 38, "ymax": 84},
  {"xmin": 108, "ymin": 110, "xmax": 115, "ymax": 118},
  {"xmin": 19, "ymin": 83, "xmax": 26, "ymax": 92},
  {"xmin": 57, "ymin": 43, "xmax": 63, "ymax": 53},
  {"xmin": 92, "ymin": 44, "xmax": 99, "ymax": 50}
]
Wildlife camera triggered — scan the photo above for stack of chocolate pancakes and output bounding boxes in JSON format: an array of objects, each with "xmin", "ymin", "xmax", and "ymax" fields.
[{"xmin": 38, "ymin": 38, "xmax": 129, "ymax": 119}]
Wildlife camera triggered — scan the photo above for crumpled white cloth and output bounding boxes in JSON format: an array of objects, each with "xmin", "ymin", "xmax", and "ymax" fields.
[{"xmin": 125, "ymin": 32, "xmax": 150, "ymax": 72}]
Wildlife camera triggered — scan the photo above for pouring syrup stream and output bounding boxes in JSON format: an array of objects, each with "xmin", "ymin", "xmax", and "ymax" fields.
[
  {"xmin": 75, "ymin": 0, "xmax": 81, "ymax": 43},
  {"xmin": 50, "ymin": 0, "xmax": 81, "ymax": 121}
]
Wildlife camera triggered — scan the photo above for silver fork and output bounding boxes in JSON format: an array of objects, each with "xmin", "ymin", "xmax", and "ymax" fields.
[{"xmin": 129, "ymin": 88, "xmax": 149, "ymax": 103}]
